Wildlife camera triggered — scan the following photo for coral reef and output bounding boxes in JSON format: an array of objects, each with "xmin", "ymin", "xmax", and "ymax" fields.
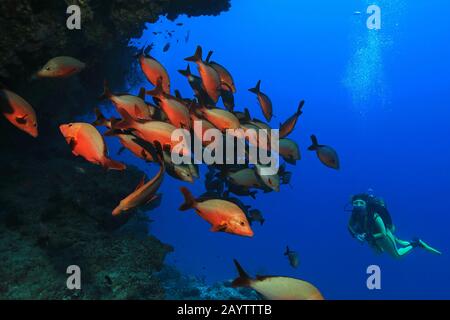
[
  {"xmin": 0, "ymin": 0, "xmax": 231, "ymax": 299},
  {"xmin": 0, "ymin": 151, "xmax": 172, "ymax": 299},
  {"xmin": 159, "ymin": 266, "xmax": 260, "ymax": 300}
]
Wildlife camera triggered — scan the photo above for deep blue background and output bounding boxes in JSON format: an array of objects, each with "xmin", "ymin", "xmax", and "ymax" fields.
[{"xmin": 94, "ymin": 0, "xmax": 450, "ymax": 299}]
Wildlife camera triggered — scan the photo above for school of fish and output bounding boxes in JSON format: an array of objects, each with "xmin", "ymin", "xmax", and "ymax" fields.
[{"xmin": 1, "ymin": 42, "xmax": 342, "ymax": 300}]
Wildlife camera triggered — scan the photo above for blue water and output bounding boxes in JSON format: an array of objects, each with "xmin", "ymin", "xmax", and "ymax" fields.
[{"xmin": 98, "ymin": 0, "xmax": 450, "ymax": 299}]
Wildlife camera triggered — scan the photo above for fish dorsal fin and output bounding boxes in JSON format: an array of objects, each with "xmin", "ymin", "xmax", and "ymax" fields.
[
  {"xmin": 206, "ymin": 50, "xmax": 214, "ymax": 63},
  {"xmin": 138, "ymin": 87, "xmax": 146, "ymax": 100},
  {"xmin": 135, "ymin": 176, "xmax": 146, "ymax": 190},
  {"xmin": 297, "ymin": 100, "xmax": 305, "ymax": 115}
]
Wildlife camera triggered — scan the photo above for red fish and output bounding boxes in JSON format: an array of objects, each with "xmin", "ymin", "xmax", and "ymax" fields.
[
  {"xmin": 0, "ymin": 87, "xmax": 38, "ymax": 137},
  {"xmin": 138, "ymin": 51, "xmax": 170, "ymax": 93},
  {"xmin": 147, "ymin": 79, "xmax": 191, "ymax": 129},
  {"xmin": 206, "ymin": 51, "xmax": 236, "ymax": 93},
  {"xmin": 279, "ymin": 100, "xmax": 304, "ymax": 138},
  {"xmin": 249, "ymin": 80, "xmax": 273, "ymax": 122},
  {"xmin": 36, "ymin": 56, "xmax": 85, "ymax": 78},
  {"xmin": 185, "ymin": 46, "xmax": 221, "ymax": 104},
  {"xmin": 100, "ymin": 81, "xmax": 153, "ymax": 121},
  {"xmin": 110, "ymin": 109, "xmax": 190, "ymax": 157},
  {"xmin": 112, "ymin": 155, "xmax": 164, "ymax": 216},
  {"xmin": 179, "ymin": 187, "xmax": 254, "ymax": 237},
  {"xmin": 59, "ymin": 122, "xmax": 126, "ymax": 170}
]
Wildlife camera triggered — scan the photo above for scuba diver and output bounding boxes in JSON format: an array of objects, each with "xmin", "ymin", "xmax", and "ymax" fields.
[{"xmin": 347, "ymin": 192, "xmax": 441, "ymax": 258}]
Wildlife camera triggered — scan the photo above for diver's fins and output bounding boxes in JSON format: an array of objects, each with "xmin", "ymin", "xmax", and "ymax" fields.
[{"xmin": 412, "ymin": 238, "xmax": 442, "ymax": 255}]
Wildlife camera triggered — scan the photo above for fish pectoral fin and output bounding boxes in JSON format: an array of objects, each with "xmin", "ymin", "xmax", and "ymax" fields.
[
  {"xmin": 15, "ymin": 115, "xmax": 28, "ymax": 124},
  {"xmin": 211, "ymin": 222, "xmax": 228, "ymax": 233},
  {"xmin": 68, "ymin": 137, "xmax": 77, "ymax": 151},
  {"xmin": 145, "ymin": 194, "xmax": 159, "ymax": 205},
  {"xmin": 134, "ymin": 104, "xmax": 143, "ymax": 119}
]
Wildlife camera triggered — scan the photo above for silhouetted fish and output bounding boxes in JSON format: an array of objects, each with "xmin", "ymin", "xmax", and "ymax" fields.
[
  {"xmin": 284, "ymin": 246, "xmax": 299, "ymax": 268},
  {"xmin": 308, "ymin": 134, "xmax": 340, "ymax": 170},
  {"xmin": 163, "ymin": 43, "xmax": 171, "ymax": 52}
]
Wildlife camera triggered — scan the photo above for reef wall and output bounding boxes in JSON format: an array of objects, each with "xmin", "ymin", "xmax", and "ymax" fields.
[{"xmin": 0, "ymin": 0, "xmax": 232, "ymax": 299}]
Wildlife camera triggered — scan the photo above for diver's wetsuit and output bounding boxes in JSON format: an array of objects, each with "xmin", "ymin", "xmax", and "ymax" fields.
[{"xmin": 348, "ymin": 197, "xmax": 441, "ymax": 258}]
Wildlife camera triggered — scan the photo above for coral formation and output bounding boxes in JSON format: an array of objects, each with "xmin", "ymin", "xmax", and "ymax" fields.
[
  {"xmin": 0, "ymin": 152, "xmax": 172, "ymax": 299},
  {"xmin": 159, "ymin": 266, "xmax": 260, "ymax": 300},
  {"xmin": 0, "ymin": 0, "xmax": 232, "ymax": 299}
]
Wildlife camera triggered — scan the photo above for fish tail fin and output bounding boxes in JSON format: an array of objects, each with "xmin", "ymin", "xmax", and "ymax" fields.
[
  {"xmin": 92, "ymin": 108, "xmax": 108, "ymax": 127},
  {"xmin": 146, "ymin": 77, "xmax": 164, "ymax": 97},
  {"xmin": 179, "ymin": 187, "xmax": 197, "ymax": 211},
  {"xmin": 248, "ymin": 80, "xmax": 261, "ymax": 94},
  {"xmin": 231, "ymin": 259, "xmax": 251, "ymax": 288},
  {"xmin": 104, "ymin": 158, "xmax": 126, "ymax": 171},
  {"xmin": 184, "ymin": 45, "xmax": 202, "ymax": 62},
  {"xmin": 297, "ymin": 100, "xmax": 305, "ymax": 115},
  {"xmin": 308, "ymin": 134, "xmax": 319, "ymax": 151},
  {"xmin": 178, "ymin": 64, "xmax": 191, "ymax": 77},
  {"xmin": 99, "ymin": 80, "xmax": 113, "ymax": 100}
]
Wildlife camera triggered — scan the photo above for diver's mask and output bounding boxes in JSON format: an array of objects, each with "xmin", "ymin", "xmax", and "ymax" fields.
[{"xmin": 352, "ymin": 199, "xmax": 367, "ymax": 215}]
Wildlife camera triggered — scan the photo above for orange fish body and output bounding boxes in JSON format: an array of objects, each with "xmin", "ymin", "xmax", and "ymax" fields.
[
  {"xmin": 279, "ymin": 100, "xmax": 304, "ymax": 138},
  {"xmin": 139, "ymin": 54, "xmax": 170, "ymax": 93},
  {"xmin": 0, "ymin": 88, "xmax": 38, "ymax": 137},
  {"xmin": 185, "ymin": 46, "xmax": 221, "ymax": 104},
  {"xmin": 110, "ymin": 95, "xmax": 152, "ymax": 120},
  {"xmin": 113, "ymin": 109, "xmax": 190, "ymax": 157},
  {"xmin": 249, "ymin": 80, "xmax": 272, "ymax": 122},
  {"xmin": 112, "ymin": 161, "xmax": 164, "ymax": 216},
  {"xmin": 209, "ymin": 61, "xmax": 236, "ymax": 93},
  {"xmin": 179, "ymin": 187, "xmax": 253, "ymax": 237},
  {"xmin": 37, "ymin": 56, "xmax": 85, "ymax": 78},
  {"xmin": 118, "ymin": 134, "xmax": 154, "ymax": 162},
  {"xmin": 101, "ymin": 82, "xmax": 152, "ymax": 120},
  {"xmin": 200, "ymin": 107, "xmax": 240, "ymax": 132},
  {"xmin": 59, "ymin": 122, "xmax": 126, "ymax": 170},
  {"xmin": 190, "ymin": 113, "xmax": 217, "ymax": 146},
  {"xmin": 147, "ymin": 83, "xmax": 191, "ymax": 129}
]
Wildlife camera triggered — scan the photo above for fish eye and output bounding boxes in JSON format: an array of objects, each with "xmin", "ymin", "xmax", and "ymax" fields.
[
  {"xmin": 46, "ymin": 67, "xmax": 51, "ymax": 71},
  {"xmin": 68, "ymin": 124, "xmax": 73, "ymax": 127},
  {"xmin": 240, "ymin": 221, "xmax": 245, "ymax": 226}
]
